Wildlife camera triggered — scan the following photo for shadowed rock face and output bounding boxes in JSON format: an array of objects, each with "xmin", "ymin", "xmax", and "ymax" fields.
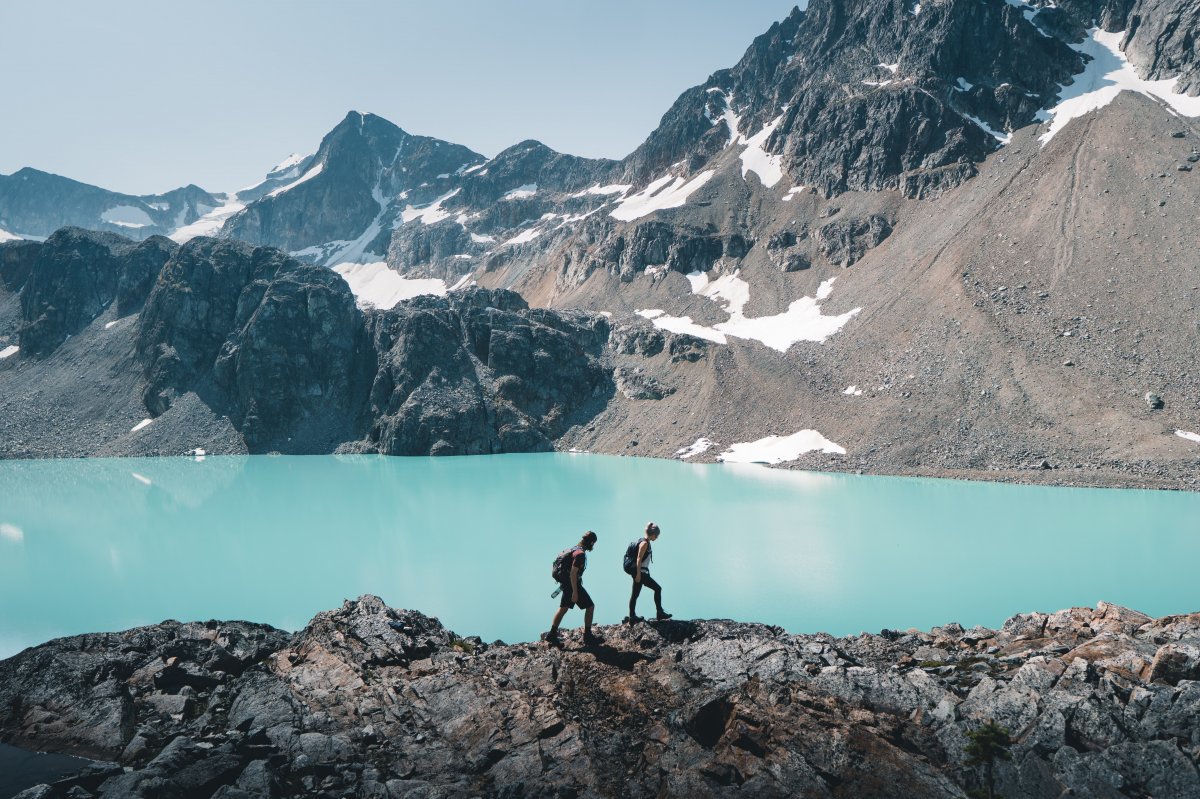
[
  {"xmin": 18, "ymin": 229, "xmax": 176, "ymax": 358},
  {"xmin": 364, "ymin": 289, "xmax": 613, "ymax": 455},
  {"xmin": 136, "ymin": 236, "xmax": 376, "ymax": 451},
  {"xmin": 0, "ymin": 240, "xmax": 42, "ymax": 293},
  {"xmin": 3, "ymin": 598, "xmax": 1200, "ymax": 798}
]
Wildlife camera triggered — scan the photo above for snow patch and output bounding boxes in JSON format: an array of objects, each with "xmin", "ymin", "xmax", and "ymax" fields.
[
  {"xmin": 170, "ymin": 194, "xmax": 246, "ymax": 243},
  {"xmin": 131, "ymin": 418, "xmax": 153, "ymax": 433},
  {"xmin": 571, "ymin": 183, "xmax": 631, "ymax": 198},
  {"xmin": 332, "ymin": 261, "xmax": 446, "ymax": 310},
  {"xmin": 270, "ymin": 153, "xmax": 306, "ymax": 173},
  {"xmin": 101, "ymin": 205, "xmax": 154, "ymax": 228},
  {"xmin": 911, "ymin": 2, "xmax": 922, "ymax": 14},
  {"xmin": 782, "ymin": 186, "xmax": 807, "ymax": 202},
  {"xmin": 470, "ymin": 232, "xmax": 495, "ymax": 244},
  {"xmin": 1041, "ymin": 28, "xmax": 1200, "ymax": 144},
  {"xmin": 675, "ymin": 438, "xmax": 714, "ymax": 459},
  {"xmin": 642, "ymin": 272, "xmax": 859, "ymax": 353},
  {"xmin": 1176, "ymin": 430, "xmax": 1200, "ymax": 444},
  {"xmin": 104, "ymin": 321, "xmax": 119, "ymax": 330},
  {"xmin": 718, "ymin": 430, "xmax": 846, "ymax": 464},
  {"xmin": 401, "ymin": 189, "xmax": 459, "ymax": 226},
  {"xmin": 267, "ymin": 162, "xmax": 324, "ymax": 197},
  {"xmin": 843, "ymin": 385, "xmax": 863, "ymax": 396},
  {"xmin": 448, "ymin": 273, "xmax": 474, "ymax": 291},
  {"xmin": 956, "ymin": 77, "xmax": 975, "ymax": 92},
  {"xmin": 610, "ymin": 170, "xmax": 716, "ymax": 222},
  {"xmin": 504, "ymin": 227, "xmax": 542, "ymax": 246},
  {"xmin": 635, "ymin": 309, "xmax": 727, "ymax": 344},
  {"xmin": 502, "ymin": 184, "xmax": 537, "ymax": 200},
  {"xmin": 959, "ymin": 111, "xmax": 1012, "ymax": 144},
  {"xmin": 0, "ymin": 345, "xmax": 18, "ymax": 359},
  {"xmin": 739, "ymin": 115, "xmax": 785, "ymax": 187},
  {"xmin": 710, "ymin": 91, "xmax": 786, "ymax": 188},
  {"xmin": 0, "ymin": 228, "xmax": 22, "ymax": 243}
]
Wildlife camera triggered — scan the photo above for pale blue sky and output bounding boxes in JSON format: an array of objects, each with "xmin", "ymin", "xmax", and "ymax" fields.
[{"xmin": 0, "ymin": 2, "xmax": 799, "ymax": 195}]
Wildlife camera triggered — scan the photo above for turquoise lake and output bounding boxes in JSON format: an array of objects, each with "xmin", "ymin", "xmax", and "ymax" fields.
[{"xmin": 1, "ymin": 454, "xmax": 1198, "ymax": 659}]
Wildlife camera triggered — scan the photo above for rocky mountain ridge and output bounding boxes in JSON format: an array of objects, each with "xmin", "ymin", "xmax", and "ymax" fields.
[
  {"xmin": 0, "ymin": 168, "xmax": 221, "ymax": 243},
  {"xmin": 4, "ymin": 596, "xmax": 1200, "ymax": 798}
]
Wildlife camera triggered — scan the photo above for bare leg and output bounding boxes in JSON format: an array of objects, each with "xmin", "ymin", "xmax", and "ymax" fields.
[{"xmin": 550, "ymin": 606, "xmax": 568, "ymax": 634}]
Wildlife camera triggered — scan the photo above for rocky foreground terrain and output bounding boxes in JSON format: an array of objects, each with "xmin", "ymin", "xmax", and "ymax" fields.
[{"xmin": 4, "ymin": 597, "xmax": 1200, "ymax": 798}]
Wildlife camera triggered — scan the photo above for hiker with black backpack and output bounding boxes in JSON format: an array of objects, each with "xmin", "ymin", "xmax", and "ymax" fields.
[
  {"xmin": 543, "ymin": 530, "xmax": 602, "ymax": 646},
  {"xmin": 624, "ymin": 522, "xmax": 672, "ymax": 624}
]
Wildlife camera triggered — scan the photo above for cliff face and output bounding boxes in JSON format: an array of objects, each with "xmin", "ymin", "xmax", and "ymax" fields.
[
  {"xmin": 0, "ymin": 229, "xmax": 616, "ymax": 459},
  {"xmin": 3, "ymin": 597, "xmax": 1200, "ymax": 798}
]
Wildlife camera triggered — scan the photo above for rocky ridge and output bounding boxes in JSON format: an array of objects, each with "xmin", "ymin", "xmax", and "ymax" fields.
[
  {"xmin": 4, "ymin": 597, "xmax": 1200, "ymax": 797},
  {"xmin": 0, "ymin": 168, "xmax": 220, "ymax": 242}
]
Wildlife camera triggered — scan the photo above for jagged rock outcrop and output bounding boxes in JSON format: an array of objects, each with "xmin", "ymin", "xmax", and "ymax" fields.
[
  {"xmin": 363, "ymin": 289, "xmax": 613, "ymax": 455},
  {"xmin": 4, "ymin": 598, "xmax": 1200, "ymax": 798},
  {"xmin": 19, "ymin": 229, "xmax": 176, "ymax": 358},
  {"xmin": 1123, "ymin": 0, "xmax": 1200, "ymax": 93},
  {"xmin": 0, "ymin": 240, "xmax": 41, "ymax": 292},
  {"xmin": 136, "ymin": 237, "xmax": 375, "ymax": 450}
]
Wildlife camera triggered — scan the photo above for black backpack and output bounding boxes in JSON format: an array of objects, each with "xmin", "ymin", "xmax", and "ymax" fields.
[
  {"xmin": 623, "ymin": 540, "xmax": 642, "ymax": 575},
  {"xmin": 552, "ymin": 547, "xmax": 581, "ymax": 583}
]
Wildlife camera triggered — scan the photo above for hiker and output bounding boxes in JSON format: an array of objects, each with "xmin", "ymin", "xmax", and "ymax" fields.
[
  {"xmin": 544, "ymin": 531, "xmax": 602, "ymax": 646},
  {"xmin": 625, "ymin": 522, "xmax": 672, "ymax": 624}
]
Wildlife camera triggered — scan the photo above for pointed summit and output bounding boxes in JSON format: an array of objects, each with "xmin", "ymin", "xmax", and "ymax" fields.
[{"xmin": 222, "ymin": 111, "xmax": 484, "ymax": 253}]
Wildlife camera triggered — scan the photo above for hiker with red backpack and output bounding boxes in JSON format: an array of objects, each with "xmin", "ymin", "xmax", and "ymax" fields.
[
  {"xmin": 625, "ymin": 522, "xmax": 672, "ymax": 624},
  {"xmin": 544, "ymin": 530, "xmax": 602, "ymax": 646}
]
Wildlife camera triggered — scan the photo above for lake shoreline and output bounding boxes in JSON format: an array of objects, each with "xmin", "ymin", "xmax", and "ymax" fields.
[{"xmin": 1, "ymin": 446, "xmax": 1197, "ymax": 493}]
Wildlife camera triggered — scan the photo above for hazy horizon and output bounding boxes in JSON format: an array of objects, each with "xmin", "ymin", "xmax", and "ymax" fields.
[{"xmin": 0, "ymin": 1, "xmax": 799, "ymax": 195}]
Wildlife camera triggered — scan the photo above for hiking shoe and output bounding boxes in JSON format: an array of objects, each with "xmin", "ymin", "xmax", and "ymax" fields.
[
  {"xmin": 656, "ymin": 611, "xmax": 673, "ymax": 621},
  {"xmin": 541, "ymin": 630, "xmax": 561, "ymax": 646},
  {"xmin": 582, "ymin": 631, "xmax": 604, "ymax": 646},
  {"xmin": 625, "ymin": 615, "xmax": 644, "ymax": 626}
]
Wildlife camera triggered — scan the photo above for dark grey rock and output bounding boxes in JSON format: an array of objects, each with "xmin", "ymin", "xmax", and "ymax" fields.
[
  {"xmin": 3, "ymin": 598, "xmax": 1199, "ymax": 798},
  {"xmin": 817, "ymin": 215, "xmax": 893, "ymax": 267},
  {"xmin": 0, "ymin": 240, "xmax": 42, "ymax": 292},
  {"xmin": 363, "ymin": 289, "xmax": 613, "ymax": 456},
  {"xmin": 614, "ymin": 366, "xmax": 675, "ymax": 400}
]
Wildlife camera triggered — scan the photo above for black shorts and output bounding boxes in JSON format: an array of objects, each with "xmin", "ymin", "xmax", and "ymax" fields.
[{"xmin": 559, "ymin": 583, "xmax": 594, "ymax": 610}]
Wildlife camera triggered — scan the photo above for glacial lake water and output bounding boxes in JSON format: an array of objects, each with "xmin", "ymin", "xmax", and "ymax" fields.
[{"xmin": 1, "ymin": 453, "xmax": 1198, "ymax": 660}]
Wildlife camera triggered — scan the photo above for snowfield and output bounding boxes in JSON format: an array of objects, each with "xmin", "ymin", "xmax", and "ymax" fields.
[
  {"xmin": 718, "ymin": 430, "xmax": 847, "ymax": 464},
  {"xmin": 1040, "ymin": 28, "xmax": 1200, "ymax": 144},
  {"xmin": 332, "ymin": 261, "xmax": 446, "ymax": 310}
]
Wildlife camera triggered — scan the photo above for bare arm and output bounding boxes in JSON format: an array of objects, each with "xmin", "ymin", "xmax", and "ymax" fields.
[
  {"xmin": 635, "ymin": 540, "xmax": 648, "ymax": 582},
  {"xmin": 570, "ymin": 563, "xmax": 581, "ymax": 600}
]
